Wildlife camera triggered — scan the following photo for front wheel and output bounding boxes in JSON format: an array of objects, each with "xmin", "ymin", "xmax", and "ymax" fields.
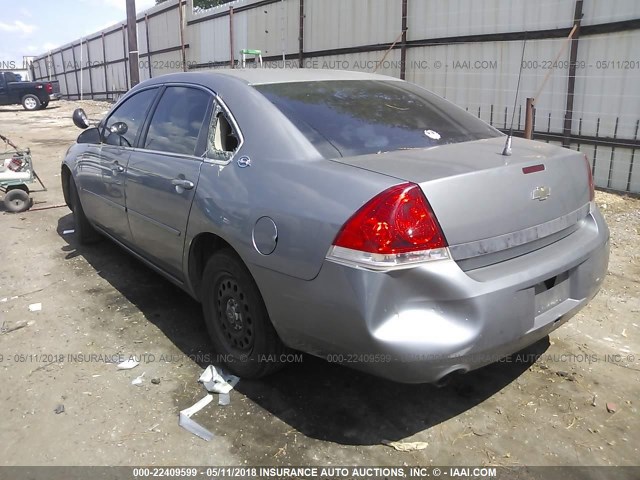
[
  {"xmin": 201, "ymin": 251, "xmax": 286, "ymax": 379},
  {"xmin": 69, "ymin": 178, "xmax": 101, "ymax": 244},
  {"xmin": 21, "ymin": 94, "xmax": 41, "ymax": 111},
  {"xmin": 4, "ymin": 189, "xmax": 31, "ymax": 212}
]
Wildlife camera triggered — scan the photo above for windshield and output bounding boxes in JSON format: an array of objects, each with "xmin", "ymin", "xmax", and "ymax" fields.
[{"xmin": 254, "ymin": 80, "xmax": 502, "ymax": 158}]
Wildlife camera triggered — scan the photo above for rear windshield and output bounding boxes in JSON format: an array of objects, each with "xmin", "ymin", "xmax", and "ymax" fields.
[{"xmin": 254, "ymin": 80, "xmax": 502, "ymax": 157}]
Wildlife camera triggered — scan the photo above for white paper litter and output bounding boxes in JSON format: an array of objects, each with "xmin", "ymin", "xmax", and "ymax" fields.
[
  {"xmin": 198, "ymin": 365, "xmax": 239, "ymax": 394},
  {"xmin": 117, "ymin": 358, "xmax": 140, "ymax": 370},
  {"xmin": 28, "ymin": 303, "xmax": 42, "ymax": 312},
  {"xmin": 62, "ymin": 229, "xmax": 75, "ymax": 235},
  {"xmin": 382, "ymin": 440, "xmax": 429, "ymax": 452},
  {"xmin": 132, "ymin": 372, "xmax": 145, "ymax": 386},
  {"xmin": 178, "ymin": 394, "xmax": 214, "ymax": 441}
]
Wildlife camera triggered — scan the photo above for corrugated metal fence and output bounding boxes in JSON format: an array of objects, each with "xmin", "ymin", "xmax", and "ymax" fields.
[{"xmin": 31, "ymin": 0, "xmax": 640, "ymax": 193}]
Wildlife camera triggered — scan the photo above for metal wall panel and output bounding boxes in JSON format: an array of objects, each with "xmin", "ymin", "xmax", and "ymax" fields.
[
  {"xmin": 407, "ymin": 0, "xmax": 575, "ymax": 41},
  {"xmin": 188, "ymin": 16, "xmax": 231, "ymax": 64},
  {"xmin": 148, "ymin": 7, "xmax": 182, "ymax": 51},
  {"xmin": 246, "ymin": 0, "xmax": 299, "ymax": 58},
  {"xmin": 305, "ymin": 0, "xmax": 402, "ymax": 52},
  {"xmin": 582, "ymin": 0, "xmax": 640, "ymax": 25},
  {"xmin": 103, "ymin": 28, "xmax": 126, "ymax": 63}
]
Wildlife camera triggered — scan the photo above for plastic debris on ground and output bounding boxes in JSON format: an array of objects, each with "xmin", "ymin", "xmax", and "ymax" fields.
[
  {"xmin": 28, "ymin": 303, "xmax": 42, "ymax": 312},
  {"xmin": 116, "ymin": 358, "xmax": 140, "ymax": 370},
  {"xmin": 178, "ymin": 365, "xmax": 240, "ymax": 441},
  {"xmin": 198, "ymin": 365, "xmax": 239, "ymax": 394},
  {"xmin": 179, "ymin": 394, "xmax": 215, "ymax": 441},
  {"xmin": 54, "ymin": 404, "xmax": 65, "ymax": 414},
  {"xmin": 382, "ymin": 440, "xmax": 429, "ymax": 452},
  {"xmin": 132, "ymin": 372, "xmax": 145, "ymax": 386}
]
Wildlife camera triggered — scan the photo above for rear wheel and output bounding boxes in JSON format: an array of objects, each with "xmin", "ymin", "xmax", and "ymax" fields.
[
  {"xmin": 201, "ymin": 250, "xmax": 286, "ymax": 379},
  {"xmin": 21, "ymin": 94, "xmax": 41, "ymax": 111},
  {"xmin": 69, "ymin": 178, "xmax": 101, "ymax": 244},
  {"xmin": 4, "ymin": 189, "xmax": 31, "ymax": 213}
]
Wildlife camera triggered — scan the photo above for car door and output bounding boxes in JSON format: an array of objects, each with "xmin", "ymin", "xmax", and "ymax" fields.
[
  {"xmin": 76, "ymin": 87, "xmax": 159, "ymax": 243},
  {"xmin": 124, "ymin": 85, "xmax": 212, "ymax": 279}
]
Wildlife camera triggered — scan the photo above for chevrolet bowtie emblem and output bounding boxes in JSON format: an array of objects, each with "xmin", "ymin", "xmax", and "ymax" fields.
[{"xmin": 531, "ymin": 186, "xmax": 551, "ymax": 201}]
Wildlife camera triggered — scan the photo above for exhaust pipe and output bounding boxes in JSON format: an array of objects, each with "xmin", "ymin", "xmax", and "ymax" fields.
[{"xmin": 434, "ymin": 368, "xmax": 467, "ymax": 388}]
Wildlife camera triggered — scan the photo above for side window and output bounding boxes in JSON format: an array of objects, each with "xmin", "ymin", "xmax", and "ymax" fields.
[
  {"xmin": 206, "ymin": 101, "xmax": 241, "ymax": 162},
  {"xmin": 104, "ymin": 88, "xmax": 157, "ymax": 147},
  {"xmin": 144, "ymin": 86, "xmax": 211, "ymax": 156}
]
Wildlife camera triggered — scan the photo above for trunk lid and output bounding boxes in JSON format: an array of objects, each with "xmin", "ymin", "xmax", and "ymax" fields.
[{"xmin": 331, "ymin": 137, "xmax": 591, "ymax": 266}]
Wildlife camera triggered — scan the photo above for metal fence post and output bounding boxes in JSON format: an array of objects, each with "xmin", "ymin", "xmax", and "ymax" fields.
[{"xmin": 563, "ymin": 0, "xmax": 583, "ymax": 147}]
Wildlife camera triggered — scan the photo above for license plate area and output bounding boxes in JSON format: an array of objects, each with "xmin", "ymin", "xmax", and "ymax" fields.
[{"xmin": 534, "ymin": 271, "xmax": 570, "ymax": 316}]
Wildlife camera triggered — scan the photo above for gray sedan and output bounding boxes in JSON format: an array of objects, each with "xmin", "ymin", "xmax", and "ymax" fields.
[{"xmin": 62, "ymin": 69, "xmax": 609, "ymax": 384}]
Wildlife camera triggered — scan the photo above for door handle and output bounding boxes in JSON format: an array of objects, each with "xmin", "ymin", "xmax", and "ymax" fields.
[{"xmin": 171, "ymin": 178, "xmax": 195, "ymax": 190}]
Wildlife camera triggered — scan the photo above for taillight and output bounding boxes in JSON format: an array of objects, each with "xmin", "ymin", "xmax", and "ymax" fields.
[
  {"xmin": 583, "ymin": 154, "xmax": 595, "ymax": 201},
  {"xmin": 45, "ymin": 83, "xmax": 53, "ymax": 94},
  {"xmin": 327, "ymin": 183, "xmax": 449, "ymax": 270}
]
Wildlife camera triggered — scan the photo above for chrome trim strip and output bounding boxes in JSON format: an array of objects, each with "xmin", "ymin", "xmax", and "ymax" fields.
[{"xmin": 449, "ymin": 203, "xmax": 591, "ymax": 261}]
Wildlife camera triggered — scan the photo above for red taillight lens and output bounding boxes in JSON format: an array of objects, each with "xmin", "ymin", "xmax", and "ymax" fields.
[
  {"xmin": 46, "ymin": 83, "xmax": 53, "ymax": 94},
  {"xmin": 583, "ymin": 154, "xmax": 595, "ymax": 201},
  {"xmin": 333, "ymin": 183, "xmax": 447, "ymax": 254}
]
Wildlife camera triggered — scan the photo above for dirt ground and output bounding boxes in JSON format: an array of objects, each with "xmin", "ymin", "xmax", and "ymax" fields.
[{"xmin": 0, "ymin": 100, "xmax": 638, "ymax": 468}]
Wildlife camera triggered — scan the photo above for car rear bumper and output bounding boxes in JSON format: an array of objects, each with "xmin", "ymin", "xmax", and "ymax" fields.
[
  {"xmin": 256, "ymin": 207, "xmax": 609, "ymax": 384},
  {"xmin": 49, "ymin": 94, "xmax": 62, "ymax": 101}
]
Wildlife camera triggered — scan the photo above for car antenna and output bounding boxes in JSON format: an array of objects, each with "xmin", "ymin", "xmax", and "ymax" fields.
[{"xmin": 502, "ymin": 37, "xmax": 528, "ymax": 156}]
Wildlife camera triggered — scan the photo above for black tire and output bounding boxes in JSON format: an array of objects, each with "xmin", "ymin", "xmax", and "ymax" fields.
[
  {"xmin": 21, "ymin": 94, "xmax": 41, "ymax": 111},
  {"xmin": 4, "ymin": 189, "xmax": 31, "ymax": 213},
  {"xmin": 69, "ymin": 178, "xmax": 101, "ymax": 244},
  {"xmin": 201, "ymin": 250, "xmax": 286, "ymax": 379}
]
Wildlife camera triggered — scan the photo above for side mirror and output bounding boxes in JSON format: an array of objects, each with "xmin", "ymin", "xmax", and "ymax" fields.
[
  {"xmin": 110, "ymin": 122, "xmax": 128, "ymax": 136},
  {"xmin": 72, "ymin": 108, "xmax": 90, "ymax": 129},
  {"xmin": 77, "ymin": 127, "xmax": 101, "ymax": 145}
]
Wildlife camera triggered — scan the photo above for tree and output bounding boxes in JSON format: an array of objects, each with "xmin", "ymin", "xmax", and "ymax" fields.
[{"xmin": 155, "ymin": 0, "xmax": 233, "ymax": 10}]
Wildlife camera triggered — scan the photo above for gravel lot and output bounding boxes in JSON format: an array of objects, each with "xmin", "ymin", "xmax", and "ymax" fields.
[{"xmin": 0, "ymin": 100, "xmax": 638, "ymax": 468}]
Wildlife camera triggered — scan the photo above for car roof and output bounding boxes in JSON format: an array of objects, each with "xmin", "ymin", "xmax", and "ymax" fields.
[{"xmin": 152, "ymin": 68, "xmax": 402, "ymax": 86}]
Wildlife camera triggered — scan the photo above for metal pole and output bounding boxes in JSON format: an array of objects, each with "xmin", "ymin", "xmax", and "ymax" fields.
[
  {"xmin": 524, "ymin": 98, "xmax": 535, "ymax": 140},
  {"xmin": 71, "ymin": 45, "xmax": 80, "ymax": 99},
  {"xmin": 80, "ymin": 38, "xmax": 84, "ymax": 100},
  {"xmin": 400, "ymin": 0, "xmax": 408, "ymax": 80},
  {"xmin": 563, "ymin": 0, "xmax": 583, "ymax": 148},
  {"xmin": 281, "ymin": 0, "xmax": 286, "ymax": 63},
  {"xmin": 102, "ymin": 32, "xmax": 109, "ymax": 100},
  {"xmin": 178, "ymin": 0, "xmax": 187, "ymax": 72},
  {"xmin": 122, "ymin": 24, "xmax": 130, "ymax": 91},
  {"xmin": 229, "ymin": 6, "xmax": 235, "ymax": 68},
  {"xmin": 126, "ymin": 0, "xmax": 140, "ymax": 87},
  {"xmin": 298, "ymin": 0, "xmax": 304, "ymax": 68},
  {"xmin": 144, "ymin": 14, "xmax": 153, "ymax": 78},
  {"xmin": 85, "ymin": 38, "xmax": 95, "ymax": 99}
]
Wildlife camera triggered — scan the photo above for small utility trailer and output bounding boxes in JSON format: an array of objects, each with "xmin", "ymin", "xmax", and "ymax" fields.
[{"xmin": 1, "ymin": 134, "xmax": 46, "ymax": 213}]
